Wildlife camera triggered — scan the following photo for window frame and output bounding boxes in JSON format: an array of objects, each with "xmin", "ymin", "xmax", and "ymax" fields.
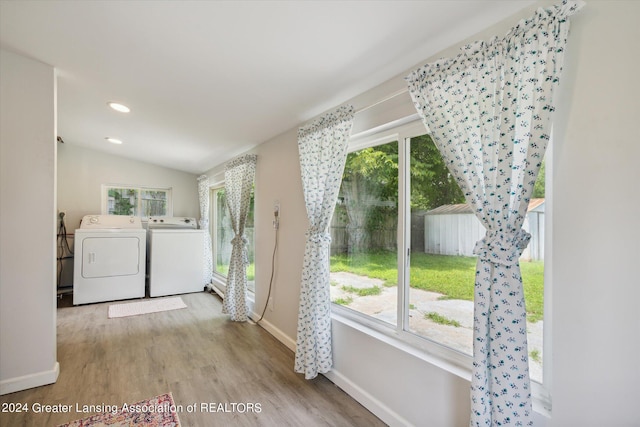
[
  {"xmin": 330, "ymin": 117, "xmax": 552, "ymax": 414},
  {"xmin": 101, "ymin": 184, "xmax": 172, "ymax": 219},
  {"xmin": 209, "ymin": 185, "xmax": 256, "ymax": 295},
  {"xmin": 210, "ymin": 185, "xmax": 229, "ymax": 284}
]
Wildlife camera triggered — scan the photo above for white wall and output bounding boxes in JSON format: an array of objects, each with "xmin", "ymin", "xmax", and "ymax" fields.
[
  {"xmin": 0, "ymin": 49, "xmax": 59, "ymax": 394},
  {"xmin": 203, "ymin": 130, "xmax": 308, "ymax": 345},
  {"xmin": 227, "ymin": 1, "xmax": 639, "ymax": 426},
  {"xmin": 57, "ymin": 143, "xmax": 200, "ymax": 230},
  {"xmin": 550, "ymin": 1, "xmax": 640, "ymax": 425},
  {"xmin": 56, "ymin": 144, "xmax": 200, "ymax": 287},
  {"xmin": 252, "ymin": 130, "xmax": 308, "ymax": 343}
]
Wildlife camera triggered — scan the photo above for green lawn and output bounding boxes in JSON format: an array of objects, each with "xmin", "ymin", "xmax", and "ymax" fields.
[
  {"xmin": 330, "ymin": 251, "xmax": 544, "ymax": 322},
  {"xmin": 216, "ymin": 263, "xmax": 255, "ymax": 281}
]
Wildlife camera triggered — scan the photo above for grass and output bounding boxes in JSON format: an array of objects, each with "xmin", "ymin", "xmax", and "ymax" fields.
[
  {"xmin": 341, "ymin": 285, "xmax": 382, "ymax": 297},
  {"xmin": 331, "ymin": 251, "xmax": 544, "ymax": 322},
  {"xmin": 333, "ymin": 296, "xmax": 353, "ymax": 306},
  {"xmin": 530, "ymin": 349, "xmax": 541, "ymax": 363},
  {"xmin": 425, "ymin": 311, "xmax": 461, "ymax": 327},
  {"xmin": 216, "ymin": 263, "xmax": 255, "ymax": 281}
]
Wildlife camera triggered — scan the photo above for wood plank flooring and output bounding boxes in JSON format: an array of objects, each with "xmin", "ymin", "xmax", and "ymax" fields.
[{"xmin": 1, "ymin": 292, "xmax": 385, "ymax": 426}]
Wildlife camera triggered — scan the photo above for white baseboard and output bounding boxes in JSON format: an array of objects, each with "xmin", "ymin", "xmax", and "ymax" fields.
[
  {"xmin": 0, "ymin": 362, "xmax": 59, "ymax": 395},
  {"xmin": 323, "ymin": 369, "xmax": 413, "ymax": 427},
  {"xmin": 249, "ymin": 312, "xmax": 296, "ymax": 352},
  {"xmin": 208, "ymin": 280, "xmax": 225, "ymax": 298},
  {"xmin": 247, "ymin": 314, "xmax": 406, "ymax": 426}
]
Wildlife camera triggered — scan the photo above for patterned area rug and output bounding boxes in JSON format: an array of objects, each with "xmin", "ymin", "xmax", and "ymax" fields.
[
  {"xmin": 108, "ymin": 297, "xmax": 187, "ymax": 318},
  {"xmin": 57, "ymin": 393, "xmax": 180, "ymax": 427}
]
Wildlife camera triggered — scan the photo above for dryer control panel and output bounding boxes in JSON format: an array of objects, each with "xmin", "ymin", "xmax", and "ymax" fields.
[{"xmin": 80, "ymin": 215, "xmax": 142, "ymax": 229}]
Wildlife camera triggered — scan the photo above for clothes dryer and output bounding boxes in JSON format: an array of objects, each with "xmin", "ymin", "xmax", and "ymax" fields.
[
  {"xmin": 147, "ymin": 217, "xmax": 205, "ymax": 297},
  {"xmin": 73, "ymin": 215, "xmax": 146, "ymax": 305}
]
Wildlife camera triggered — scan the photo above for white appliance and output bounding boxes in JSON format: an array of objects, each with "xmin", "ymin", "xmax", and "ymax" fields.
[
  {"xmin": 147, "ymin": 216, "xmax": 205, "ymax": 297},
  {"xmin": 73, "ymin": 215, "xmax": 146, "ymax": 305}
]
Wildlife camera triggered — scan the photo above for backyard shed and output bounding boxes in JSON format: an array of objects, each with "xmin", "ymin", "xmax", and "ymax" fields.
[{"xmin": 424, "ymin": 199, "xmax": 545, "ymax": 261}]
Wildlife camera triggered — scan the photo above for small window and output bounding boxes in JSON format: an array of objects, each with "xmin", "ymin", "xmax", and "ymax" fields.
[{"xmin": 102, "ymin": 185, "xmax": 172, "ymax": 218}]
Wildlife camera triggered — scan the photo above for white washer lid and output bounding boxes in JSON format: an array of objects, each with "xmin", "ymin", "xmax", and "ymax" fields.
[{"xmin": 147, "ymin": 216, "xmax": 197, "ymax": 229}]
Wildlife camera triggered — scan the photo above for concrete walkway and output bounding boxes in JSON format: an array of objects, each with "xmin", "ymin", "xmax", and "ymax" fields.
[{"xmin": 330, "ymin": 271, "xmax": 543, "ymax": 383}]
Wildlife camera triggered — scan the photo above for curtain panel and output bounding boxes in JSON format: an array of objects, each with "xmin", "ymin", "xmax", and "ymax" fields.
[
  {"xmin": 197, "ymin": 174, "xmax": 214, "ymax": 286},
  {"xmin": 406, "ymin": 1, "xmax": 583, "ymax": 425},
  {"xmin": 295, "ymin": 105, "xmax": 355, "ymax": 379},
  {"xmin": 222, "ymin": 154, "xmax": 257, "ymax": 322}
]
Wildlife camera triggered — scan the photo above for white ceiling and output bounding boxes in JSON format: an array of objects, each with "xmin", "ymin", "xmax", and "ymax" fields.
[{"xmin": 1, "ymin": 0, "xmax": 533, "ymax": 174}]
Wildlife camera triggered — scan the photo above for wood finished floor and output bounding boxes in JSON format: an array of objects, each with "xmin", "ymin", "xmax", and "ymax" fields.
[{"xmin": 0, "ymin": 292, "xmax": 385, "ymax": 427}]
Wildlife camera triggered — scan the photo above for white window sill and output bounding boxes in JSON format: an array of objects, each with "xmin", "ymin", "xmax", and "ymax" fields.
[{"xmin": 330, "ymin": 304, "xmax": 551, "ymax": 418}]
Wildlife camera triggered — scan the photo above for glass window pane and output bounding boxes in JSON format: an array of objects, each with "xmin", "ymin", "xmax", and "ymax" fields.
[
  {"xmin": 140, "ymin": 190, "xmax": 167, "ymax": 217},
  {"xmin": 408, "ymin": 134, "xmax": 472, "ymax": 355},
  {"xmin": 245, "ymin": 190, "xmax": 255, "ymax": 292},
  {"xmin": 213, "ymin": 187, "xmax": 255, "ymax": 292},
  {"xmin": 107, "ymin": 188, "xmax": 138, "ymax": 216},
  {"xmin": 215, "ymin": 189, "xmax": 232, "ymax": 278},
  {"xmin": 105, "ymin": 186, "xmax": 170, "ymax": 217},
  {"xmin": 330, "ymin": 141, "xmax": 399, "ymax": 326},
  {"xmin": 407, "ymin": 134, "xmax": 544, "ymax": 383}
]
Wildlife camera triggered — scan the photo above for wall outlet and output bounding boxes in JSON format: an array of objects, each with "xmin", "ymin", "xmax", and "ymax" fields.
[{"xmin": 273, "ymin": 201, "xmax": 280, "ymax": 229}]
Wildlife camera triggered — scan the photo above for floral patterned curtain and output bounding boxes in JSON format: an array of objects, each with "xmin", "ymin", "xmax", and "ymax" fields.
[
  {"xmin": 295, "ymin": 105, "xmax": 354, "ymax": 379},
  {"xmin": 197, "ymin": 174, "xmax": 214, "ymax": 286},
  {"xmin": 222, "ymin": 154, "xmax": 257, "ymax": 322},
  {"xmin": 406, "ymin": 1, "xmax": 583, "ymax": 425}
]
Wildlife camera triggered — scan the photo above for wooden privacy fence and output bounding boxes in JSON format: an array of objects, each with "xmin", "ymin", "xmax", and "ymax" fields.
[{"xmin": 330, "ymin": 226, "xmax": 397, "ymax": 253}]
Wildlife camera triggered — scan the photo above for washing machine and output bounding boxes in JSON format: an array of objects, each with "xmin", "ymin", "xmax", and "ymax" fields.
[
  {"xmin": 147, "ymin": 217, "xmax": 205, "ymax": 297},
  {"xmin": 73, "ymin": 215, "xmax": 146, "ymax": 305}
]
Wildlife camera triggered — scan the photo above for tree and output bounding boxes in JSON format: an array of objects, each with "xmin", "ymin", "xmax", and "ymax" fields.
[
  {"xmin": 340, "ymin": 135, "xmax": 465, "ymax": 210},
  {"xmin": 109, "ymin": 189, "xmax": 135, "ymax": 215},
  {"xmin": 532, "ymin": 159, "xmax": 545, "ymax": 198},
  {"xmin": 338, "ymin": 135, "xmax": 466, "ymax": 252},
  {"xmin": 409, "ymin": 135, "xmax": 465, "ymax": 210},
  {"xmin": 340, "ymin": 142, "xmax": 398, "ymax": 251}
]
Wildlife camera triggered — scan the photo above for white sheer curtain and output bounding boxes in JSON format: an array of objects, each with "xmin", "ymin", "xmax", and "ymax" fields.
[
  {"xmin": 295, "ymin": 105, "xmax": 355, "ymax": 379},
  {"xmin": 197, "ymin": 174, "xmax": 214, "ymax": 286},
  {"xmin": 222, "ymin": 154, "xmax": 257, "ymax": 322},
  {"xmin": 406, "ymin": 1, "xmax": 583, "ymax": 425}
]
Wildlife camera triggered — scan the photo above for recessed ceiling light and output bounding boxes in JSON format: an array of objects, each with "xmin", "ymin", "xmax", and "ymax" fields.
[
  {"xmin": 108, "ymin": 102, "xmax": 130, "ymax": 113},
  {"xmin": 105, "ymin": 137, "xmax": 123, "ymax": 145}
]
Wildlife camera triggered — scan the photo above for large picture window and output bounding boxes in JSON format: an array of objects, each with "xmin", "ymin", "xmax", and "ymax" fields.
[
  {"xmin": 330, "ymin": 121, "xmax": 546, "ymax": 385},
  {"xmin": 102, "ymin": 185, "xmax": 172, "ymax": 218}
]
